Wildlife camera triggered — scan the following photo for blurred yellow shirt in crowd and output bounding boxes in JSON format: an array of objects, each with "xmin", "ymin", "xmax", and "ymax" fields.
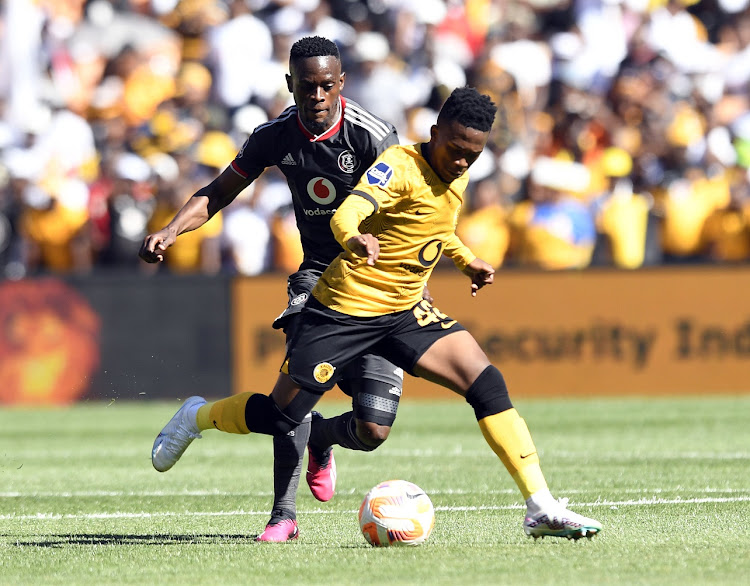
[
  {"xmin": 701, "ymin": 204, "xmax": 750, "ymax": 262},
  {"xmin": 659, "ymin": 172, "xmax": 730, "ymax": 257},
  {"xmin": 456, "ymin": 205, "xmax": 509, "ymax": 269},
  {"xmin": 270, "ymin": 212, "xmax": 304, "ymax": 275},
  {"xmin": 20, "ymin": 203, "xmax": 88, "ymax": 271},
  {"xmin": 148, "ymin": 205, "xmax": 223, "ymax": 273},
  {"xmin": 597, "ymin": 191, "xmax": 651, "ymax": 269},
  {"xmin": 123, "ymin": 65, "xmax": 177, "ymax": 127}
]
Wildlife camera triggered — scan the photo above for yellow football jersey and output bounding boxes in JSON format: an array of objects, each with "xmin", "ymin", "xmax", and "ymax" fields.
[{"xmin": 313, "ymin": 144, "xmax": 476, "ymax": 316}]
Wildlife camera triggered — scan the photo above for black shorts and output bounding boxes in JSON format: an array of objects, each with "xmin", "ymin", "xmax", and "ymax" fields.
[
  {"xmin": 272, "ymin": 267, "xmax": 321, "ymax": 334},
  {"xmin": 286, "ymin": 297, "xmax": 466, "ymax": 391},
  {"xmin": 273, "ymin": 266, "xmax": 403, "ymax": 392}
]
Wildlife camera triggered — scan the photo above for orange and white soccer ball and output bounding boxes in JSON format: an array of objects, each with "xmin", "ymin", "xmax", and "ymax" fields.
[{"xmin": 358, "ymin": 479, "xmax": 435, "ymax": 547}]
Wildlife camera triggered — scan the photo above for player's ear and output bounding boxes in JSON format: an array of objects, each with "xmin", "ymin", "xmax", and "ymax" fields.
[
  {"xmin": 285, "ymin": 73, "xmax": 293, "ymax": 93},
  {"xmin": 339, "ymin": 71, "xmax": 346, "ymax": 90}
]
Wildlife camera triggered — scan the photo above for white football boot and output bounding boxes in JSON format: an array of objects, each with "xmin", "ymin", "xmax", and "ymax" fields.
[
  {"xmin": 151, "ymin": 396, "xmax": 206, "ymax": 472},
  {"xmin": 524, "ymin": 498, "xmax": 602, "ymax": 540}
]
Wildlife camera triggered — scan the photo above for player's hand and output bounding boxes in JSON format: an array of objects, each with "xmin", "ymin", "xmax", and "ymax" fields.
[
  {"xmin": 346, "ymin": 234, "xmax": 379, "ymax": 266},
  {"xmin": 139, "ymin": 229, "xmax": 175, "ymax": 263},
  {"xmin": 462, "ymin": 258, "xmax": 494, "ymax": 297},
  {"xmin": 421, "ymin": 284, "xmax": 434, "ymax": 304}
]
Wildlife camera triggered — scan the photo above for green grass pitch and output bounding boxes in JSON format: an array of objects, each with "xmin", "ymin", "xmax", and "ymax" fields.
[{"xmin": 1, "ymin": 395, "xmax": 749, "ymax": 585}]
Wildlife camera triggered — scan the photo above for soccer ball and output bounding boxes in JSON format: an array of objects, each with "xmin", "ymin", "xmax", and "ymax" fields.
[{"xmin": 358, "ymin": 479, "xmax": 435, "ymax": 547}]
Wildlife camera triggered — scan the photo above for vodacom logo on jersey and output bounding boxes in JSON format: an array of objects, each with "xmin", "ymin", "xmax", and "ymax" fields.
[{"xmin": 307, "ymin": 177, "xmax": 337, "ymax": 205}]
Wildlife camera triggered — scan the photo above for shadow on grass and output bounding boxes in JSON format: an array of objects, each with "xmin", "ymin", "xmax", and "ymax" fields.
[{"xmin": 7, "ymin": 533, "xmax": 261, "ymax": 547}]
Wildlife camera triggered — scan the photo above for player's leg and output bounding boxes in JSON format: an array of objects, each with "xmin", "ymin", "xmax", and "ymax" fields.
[
  {"xmin": 413, "ymin": 329, "xmax": 601, "ymax": 539},
  {"xmin": 151, "ymin": 296, "xmax": 374, "ymax": 473},
  {"xmin": 412, "ymin": 330, "xmax": 546, "ymax": 496},
  {"xmin": 306, "ymin": 356, "xmax": 402, "ymax": 500},
  {"xmin": 310, "ymin": 354, "xmax": 401, "ymax": 452},
  {"xmin": 261, "ymin": 282, "xmax": 318, "ymax": 541},
  {"xmin": 385, "ymin": 302, "xmax": 601, "ymax": 540},
  {"xmin": 256, "ymin": 412, "xmax": 311, "ymax": 542},
  {"xmin": 151, "ymin": 372, "xmax": 319, "ymax": 472}
]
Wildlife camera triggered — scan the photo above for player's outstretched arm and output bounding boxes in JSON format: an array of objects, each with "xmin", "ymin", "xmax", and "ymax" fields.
[
  {"xmin": 139, "ymin": 167, "xmax": 248, "ymax": 263},
  {"xmin": 461, "ymin": 258, "xmax": 495, "ymax": 297}
]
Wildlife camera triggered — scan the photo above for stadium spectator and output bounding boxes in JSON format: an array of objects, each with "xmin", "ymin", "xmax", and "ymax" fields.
[
  {"xmin": 507, "ymin": 157, "xmax": 597, "ymax": 270},
  {"xmin": 701, "ymin": 167, "xmax": 750, "ymax": 262},
  {"xmin": 456, "ymin": 166, "xmax": 511, "ymax": 269}
]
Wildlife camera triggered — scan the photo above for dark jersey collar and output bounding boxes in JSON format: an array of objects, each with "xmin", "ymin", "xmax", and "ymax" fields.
[{"xmin": 296, "ymin": 96, "xmax": 346, "ymax": 142}]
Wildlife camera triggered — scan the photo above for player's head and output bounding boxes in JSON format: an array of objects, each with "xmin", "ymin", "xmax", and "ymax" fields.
[
  {"xmin": 287, "ymin": 36, "xmax": 345, "ymax": 135},
  {"xmin": 426, "ymin": 87, "xmax": 497, "ymax": 183}
]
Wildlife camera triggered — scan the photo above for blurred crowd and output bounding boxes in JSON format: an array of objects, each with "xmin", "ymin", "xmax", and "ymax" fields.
[{"xmin": 1, "ymin": 0, "xmax": 750, "ymax": 279}]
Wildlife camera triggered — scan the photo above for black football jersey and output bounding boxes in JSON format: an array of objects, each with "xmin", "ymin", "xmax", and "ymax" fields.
[{"xmin": 230, "ymin": 97, "xmax": 398, "ymax": 268}]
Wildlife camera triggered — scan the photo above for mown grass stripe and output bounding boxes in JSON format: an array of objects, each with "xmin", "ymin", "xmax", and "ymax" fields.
[{"xmin": 3, "ymin": 495, "xmax": 749, "ymax": 521}]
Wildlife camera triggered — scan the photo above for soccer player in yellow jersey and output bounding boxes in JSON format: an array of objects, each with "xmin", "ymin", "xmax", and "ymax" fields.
[{"xmin": 152, "ymin": 87, "xmax": 602, "ymax": 540}]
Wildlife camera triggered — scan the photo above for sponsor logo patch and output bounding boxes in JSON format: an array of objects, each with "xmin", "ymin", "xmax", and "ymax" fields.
[
  {"xmin": 307, "ymin": 177, "xmax": 337, "ymax": 205},
  {"xmin": 313, "ymin": 362, "xmax": 336, "ymax": 383},
  {"xmin": 290, "ymin": 293, "xmax": 308, "ymax": 306},
  {"xmin": 388, "ymin": 386, "xmax": 402, "ymax": 397},
  {"xmin": 303, "ymin": 208, "xmax": 336, "ymax": 216},
  {"xmin": 366, "ymin": 162, "xmax": 393, "ymax": 187}
]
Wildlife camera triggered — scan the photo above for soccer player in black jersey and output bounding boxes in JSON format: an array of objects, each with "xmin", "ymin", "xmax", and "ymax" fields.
[
  {"xmin": 149, "ymin": 86, "xmax": 602, "ymax": 541},
  {"xmin": 140, "ymin": 36, "xmax": 411, "ymax": 542}
]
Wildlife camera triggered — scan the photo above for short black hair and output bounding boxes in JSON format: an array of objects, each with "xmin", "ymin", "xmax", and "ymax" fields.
[
  {"xmin": 437, "ymin": 87, "xmax": 497, "ymax": 132},
  {"xmin": 290, "ymin": 36, "xmax": 340, "ymax": 63}
]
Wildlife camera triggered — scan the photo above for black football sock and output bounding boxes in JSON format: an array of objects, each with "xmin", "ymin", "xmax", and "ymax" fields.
[
  {"xmin": 269, "ymin": 413, "xmax": 311, "ymax": 524},
  {"xmin": 309, "ymin": 411, "xmax": 374, "ymax": 453}
]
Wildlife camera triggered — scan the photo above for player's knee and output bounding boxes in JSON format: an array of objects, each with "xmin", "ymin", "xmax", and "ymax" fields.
[
  {"xmin": 244, "ymin": 393, "xmax": 309, "ymax": 437},
  {"xmin": 355, "ymin": 420, "xmax": 391, "ymax": 450},
  {"xmin": 464, "ymin": 365, "xmax": 513, "ymax": 420}
]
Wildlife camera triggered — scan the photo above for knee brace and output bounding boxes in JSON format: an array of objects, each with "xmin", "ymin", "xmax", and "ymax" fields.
[
  {"xmin": 464, "ymin": 365, "xmax": 513, "ymax": 420},
  {"xmin": 350, "ymin": 379, "xmax": 401, "ymax": 427}
]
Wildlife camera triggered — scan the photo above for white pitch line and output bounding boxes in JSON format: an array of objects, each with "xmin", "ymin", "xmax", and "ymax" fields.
[
  {"xmin": 1, "ymin": 487, "xmax": 749, "ymax": 498},
  {"xmin": 2, "ymin": 496, "xmax": 750, "ymax": 521}
]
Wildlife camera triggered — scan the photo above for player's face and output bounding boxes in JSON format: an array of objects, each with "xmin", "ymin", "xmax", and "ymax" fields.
[
  {"xmin": 427, "ymin": 120, "xmax": 489, "ymax": 183},
  {"xmin": 287, "ymin": 56, "xmax": 345, "ymax": 135}
]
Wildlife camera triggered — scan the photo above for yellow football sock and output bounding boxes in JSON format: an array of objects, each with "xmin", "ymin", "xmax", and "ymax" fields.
[
  {"xmin": 196, "ymin": 392, "xmax": 251, "ymax": 434},
  {"xmin": 478, "ymin": 408, "xmax": 548, "ymax": 500}
]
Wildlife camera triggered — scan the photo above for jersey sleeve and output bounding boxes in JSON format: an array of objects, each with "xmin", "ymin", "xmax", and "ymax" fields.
[
  {"xmin": 331, "ymin": 146, "xmax": 408, "ymax": 249},
  {"xmin": 230, "ymin": 122, "xmax": 279, "ymax": 182},
  {"xmin": 330, "ymin": 194, "xmax": 376, "ymax": 250},
  {"xmin": 374, "ymin": 127, "xmax": 399, "ymax": 156},
  {"xmin": 443, "ymin": 233, "xmax": 476, "ymax": 270}
]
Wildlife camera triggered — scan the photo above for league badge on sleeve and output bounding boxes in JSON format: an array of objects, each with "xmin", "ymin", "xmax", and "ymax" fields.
[{"xmin": 366, "ymin": 162, "xmax": 393, "ymax": 187}]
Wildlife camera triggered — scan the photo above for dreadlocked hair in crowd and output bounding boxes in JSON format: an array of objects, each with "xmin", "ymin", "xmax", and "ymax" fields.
[
  {"xmin": 290, "ymin": 36, "xmax": 340, "ymax": 62},
  {"xmin": 438, "ymin": 87, "xmax": 497, "ymax": 132}
]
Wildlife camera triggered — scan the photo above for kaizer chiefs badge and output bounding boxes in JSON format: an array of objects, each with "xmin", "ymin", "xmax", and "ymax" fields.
[
  {"xmin": 313, "ymin": 362, "xmax": 336, "ymax": 383},
  {"xmin": 338, "ymin": 150, "xmax": 359, "ymax": 173}
]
